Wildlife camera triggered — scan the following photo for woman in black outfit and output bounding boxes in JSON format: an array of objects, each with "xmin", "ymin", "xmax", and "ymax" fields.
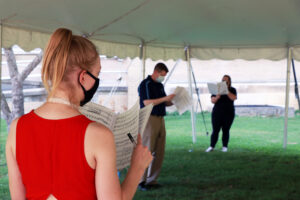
[{"xmin": 206, "ymin": 75, "xmax": 237, "ymax": 152}]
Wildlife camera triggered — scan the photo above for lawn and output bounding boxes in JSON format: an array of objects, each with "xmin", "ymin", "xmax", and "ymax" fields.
[
  {"xmin": 0, "ymin": 120, "xmax": 9, "ymax": 199},
  {"xmin": 1, "ymin": 113, "xmax": 300, "ymax": 200},
  {"xmin": 130, "ymin": 112, "xmax": 300, "ymax": 200}
]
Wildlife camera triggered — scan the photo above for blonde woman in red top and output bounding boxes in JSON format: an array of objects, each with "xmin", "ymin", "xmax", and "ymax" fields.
[{"xmin": 6, "ymin": 28, "xmax": 152, "ymax": 200}]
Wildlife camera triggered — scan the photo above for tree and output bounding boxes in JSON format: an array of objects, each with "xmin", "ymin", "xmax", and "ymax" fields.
[{"xmin": 1, "ymin": 47, "xmax": 43, "ymax": 129}]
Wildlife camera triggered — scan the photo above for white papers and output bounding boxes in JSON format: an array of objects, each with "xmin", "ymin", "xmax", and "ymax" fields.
[
  {"xmin": 79, "ymin": 100, "xmax": 153, "ymax": 170},
  {"xmin": 171, "ymin": 86, "xmax": 193, "ymax": 115},
  {"xmin": 207, "ymin": 82, "xmax": 228, "ymax": 95},
  {"xmin": 138, "ymin": 105, "xmax": 154, "ymax": 135}
]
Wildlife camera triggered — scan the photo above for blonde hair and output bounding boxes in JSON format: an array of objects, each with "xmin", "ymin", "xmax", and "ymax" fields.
[{"xmin": 42, "ymin": 28, "xmax": 99, "ymax": 98}]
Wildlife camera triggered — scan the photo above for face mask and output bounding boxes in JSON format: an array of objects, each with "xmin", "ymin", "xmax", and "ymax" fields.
[
  {"xmin": 156, "ymin": 75, "xmax": 165, "ymax": 83},
  {"xmin": 79, "ymin": 70, "xmax": 100, "ymax": 106}
]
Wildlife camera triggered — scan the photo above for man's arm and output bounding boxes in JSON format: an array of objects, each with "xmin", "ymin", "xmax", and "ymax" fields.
[
  {"xmin": 165, "ymin": 101, "xmax": 173, "ymax": 106},
  {"xmin": 143, "ymin": 94, "xmax": 175, "ymax": 106}
]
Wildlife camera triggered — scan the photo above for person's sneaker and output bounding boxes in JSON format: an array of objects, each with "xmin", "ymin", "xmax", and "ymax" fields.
[
  {"xmin": 205, "ymin": 147, "xmax": 214, "ymax": 152},
  {"xmin": 221, "ymin": 147, "xmax": 228, "ymax": 152},
  {"xmin": 138, "ymin": 182, "xmax": 149, "ymax": 191}
]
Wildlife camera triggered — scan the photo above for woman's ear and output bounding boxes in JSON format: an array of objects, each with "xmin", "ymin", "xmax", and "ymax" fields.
[{"xmin": 78, "ymin": 70, "xmax": 86, "ymax": 85}]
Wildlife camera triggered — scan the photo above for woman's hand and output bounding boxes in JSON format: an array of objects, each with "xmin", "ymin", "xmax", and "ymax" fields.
[
  {"xmin": 130, "ymin": 134, "xmax": 153, "ymax": 172},
  {"xmin": 119, "ymin": 134, "xmax": 153, "ymax": 200},
  {"xmin": 211, "ymin": 95, "xmax": 221, "ymax": 104},
  {"xmin": 227, "ymin": 92, "xmax": 237, "ymax": 101}
]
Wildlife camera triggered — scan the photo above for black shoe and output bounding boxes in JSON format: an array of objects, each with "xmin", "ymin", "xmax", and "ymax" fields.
[
  {"xmin": 148, "ymin": 183, "xmax": 162, "ymax": 189},
  {"xmin": 138, "ymin": 182, "xmax": 150, "ymax": 191}
]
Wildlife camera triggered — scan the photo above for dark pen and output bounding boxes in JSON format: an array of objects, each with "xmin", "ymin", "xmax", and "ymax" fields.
[{"xmin": 127, "ymin": 133, "xmax": 137, "ymax": 146}]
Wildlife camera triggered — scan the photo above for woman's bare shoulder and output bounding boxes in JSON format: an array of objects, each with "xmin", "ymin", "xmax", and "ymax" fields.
[
  {"xmin": 85, "ymin": 122, "xmax": 115, "ymax": 148},
  {"xmin": 86, "ymin": 122, "xmax": 112, "ymax": 135},
  {"xmin": 84, "ymin": 122, "xmax": 116, "ymax": 168}
]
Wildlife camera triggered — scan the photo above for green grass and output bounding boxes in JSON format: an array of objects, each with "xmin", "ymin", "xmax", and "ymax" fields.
[
  {"xmin": 0, "ymin": 120, "xmax": 9, "ymax": 199},
  {"xmin": 1, "ymin": 113, "xmax": 300, "ymax": 200},
  {"xmin": 130, "ymin": 112, "xmax": 300, "ymax": 200}
]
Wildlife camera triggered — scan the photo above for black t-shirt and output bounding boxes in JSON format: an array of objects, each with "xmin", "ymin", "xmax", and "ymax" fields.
[
  {"xmin": 138, "ymin": 75, "xmax": 167, "ymax": 116},
  {"xmin": 212, "ymin": 87, "xmax": 237, "ymax": 113}
]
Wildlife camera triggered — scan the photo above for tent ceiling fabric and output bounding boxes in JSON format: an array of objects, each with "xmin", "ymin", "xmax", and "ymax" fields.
[{"xmin": 1, "ymin": 0, "xmax": 300, "ymax": 60}]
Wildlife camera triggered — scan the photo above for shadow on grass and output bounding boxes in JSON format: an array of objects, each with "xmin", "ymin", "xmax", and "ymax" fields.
[{"xmin": 131, "ymin": 148, "xmax": 300, "ymax": 200}]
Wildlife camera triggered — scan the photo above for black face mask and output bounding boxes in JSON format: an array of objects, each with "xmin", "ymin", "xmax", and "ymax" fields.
[{"xmin": 79, "ymin": 70, "xmax": 100, "ymax": 106}]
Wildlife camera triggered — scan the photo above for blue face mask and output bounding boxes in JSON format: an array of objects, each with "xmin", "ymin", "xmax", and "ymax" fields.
[
  {"xmin": 156, "ymin": 75, "xmax": 165, "ymax": 83},
  {"xmin": 79, "ymin": 70, "xmax": 100, "ymax": 106}
]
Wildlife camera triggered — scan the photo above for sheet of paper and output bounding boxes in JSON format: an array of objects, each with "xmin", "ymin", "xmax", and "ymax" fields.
[
  {"xmin": 207, "ymin": 82, "xmax": 228, "ymax": 95},
  {"xmin": 171, "ymin": 86, "xmax": 193, "ymax": 115},
  {"xmin": 113, "ymin": 101, "xmax": 140, "ymax": 170},
  {"xmin": 79, "ymin": 102, "xmax": 116, "ymax": 131},
  {"xmin": 79, "ymin": 100, "xmax": 152, "ymax": 170},
  {"xmin": 139, "ymin": 104, "xmax": 153, "ymax": 136}
]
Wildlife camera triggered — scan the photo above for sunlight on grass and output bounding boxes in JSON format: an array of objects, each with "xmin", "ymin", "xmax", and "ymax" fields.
[
  {"xmin": 1, "ymin": 113, "xmax": 300, "ymax": 200},
  {"xmin": 132, "ymin": 113, "xmax": 300, "ymax": 200}
]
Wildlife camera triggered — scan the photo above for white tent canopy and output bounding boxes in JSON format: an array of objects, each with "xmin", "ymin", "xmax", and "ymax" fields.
[
  {"xmin": 1, "ymin": 0, "xmax": 299, "ymax": 147},
  {"xmin": 2, "ymin": 0, "xmax": 300, "ymax": 60}
]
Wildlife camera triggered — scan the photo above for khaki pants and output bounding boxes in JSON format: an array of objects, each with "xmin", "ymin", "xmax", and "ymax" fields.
[{"xmin": 141, "ymin": 115, "xmax": 166, "ymax": 185}]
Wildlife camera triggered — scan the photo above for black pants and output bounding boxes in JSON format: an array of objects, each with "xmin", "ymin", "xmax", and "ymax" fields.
[{"xmin": 210, "ymin": 110, "xmax": 235, "ymax": 148}]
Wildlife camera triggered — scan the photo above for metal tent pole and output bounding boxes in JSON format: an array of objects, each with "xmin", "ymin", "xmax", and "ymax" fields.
[
  {"xmin": 139, "ymin": 42, "xmax": 146, "ymax": 80},
  {"xmin": 185, "ymin": 46, "xmax": 196, "ymax": 143},
  {"xmin": 283, "ymin": 47, "xmax": 292, "ymax": 149},
  {"xmin": 189, "ymin": 61, "xmax": 209, "ymax": 136},
  {"xmin": 164, "ymin": 59, "xmax": 181, "ymax": 86},
  {"xmin": 291, "ymin": 59, "xmax": 300, "ymax": 110}
]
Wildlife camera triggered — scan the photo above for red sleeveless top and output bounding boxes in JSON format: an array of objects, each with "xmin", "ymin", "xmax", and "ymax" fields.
[{"xmin": 16, "ymin": 110, "xmax": 97, "ymax": 200}]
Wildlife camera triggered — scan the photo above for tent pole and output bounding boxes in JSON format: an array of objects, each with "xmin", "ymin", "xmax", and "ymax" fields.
[
  {"xmin": 291, "ymin": 59, "xmax": 300, "ymax": 110},
  {"xmin": 185, "ymin": 46, "xmax": 196, "ymax": 143},
  {"xmin": 283, "ymin": 47, "xmax": 292, "ymax": 149},
  {"xmin": 0, "ymin": 23, "xmax": 3, "ymax": 132},
  {"xmin": 139, "ymin": 42, "xmax": 146, "ymax": 80},
  {"xmin": 164, "ymin": 59, "xmax": 181, "ymax": 86}
]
